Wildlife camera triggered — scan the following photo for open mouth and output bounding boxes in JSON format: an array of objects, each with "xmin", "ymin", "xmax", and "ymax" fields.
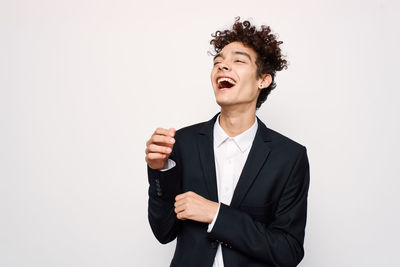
[{"xmin": 217, "ymin": 77, "xmax": 236, "ymax": 90}]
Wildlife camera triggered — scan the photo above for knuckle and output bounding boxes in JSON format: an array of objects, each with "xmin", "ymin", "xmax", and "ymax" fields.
[{"xmin": 148, "ymin": 137, "xmax": 154, "ymax": 145}]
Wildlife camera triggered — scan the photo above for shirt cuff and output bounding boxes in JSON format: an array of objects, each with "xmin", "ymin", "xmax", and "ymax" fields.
[
  {"xmin": 207, "ymin": 202, "xmax": 221, "ymax": 233},
  {"xmin": 160, "ymin": 159, "xmax": 176, "ymax": 172}
]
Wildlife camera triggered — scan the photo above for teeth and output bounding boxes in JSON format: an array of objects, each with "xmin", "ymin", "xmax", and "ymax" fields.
[{"xmin": 217, "ymin": 77, "xmax": 236, "ymax": 85}]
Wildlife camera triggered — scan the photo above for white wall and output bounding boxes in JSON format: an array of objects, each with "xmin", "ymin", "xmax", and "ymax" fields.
[{"xmin": 1, "ymin": 0, "xmax": 399, "ymax": 266}]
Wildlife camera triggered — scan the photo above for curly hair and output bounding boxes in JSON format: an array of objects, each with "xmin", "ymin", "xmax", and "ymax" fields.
[{"xmin": 210, "ymin": 17, "xmax": 288, "ymax": 109}]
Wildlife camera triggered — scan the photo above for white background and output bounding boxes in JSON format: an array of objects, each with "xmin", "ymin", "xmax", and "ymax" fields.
[{"xmin": 1, "ymin": 0, "xmax": 399, "ymax": 266}]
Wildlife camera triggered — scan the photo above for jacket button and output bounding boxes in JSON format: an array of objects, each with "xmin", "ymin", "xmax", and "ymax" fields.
[{"xmin": 157, "ymin": 192, "xmax": 162, "ymax": 196}]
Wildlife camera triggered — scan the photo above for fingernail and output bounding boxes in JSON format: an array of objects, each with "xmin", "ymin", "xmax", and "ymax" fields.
[
  {"xmin": 166, "ymin": 147, "xmax": 172, "ymax": 153},
  {"xmin": 169, "ymin": 138, "xmax": 175, "ymax": 143}
]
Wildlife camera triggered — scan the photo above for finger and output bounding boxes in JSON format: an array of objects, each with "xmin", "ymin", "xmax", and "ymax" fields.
[
  {"xmin": 150, "ymin": 134, "xmax": 175, "ymax": 146},
  {"xmin": 154, "ymin": 127, "xmax": 172, "ymax": 136},
  {"xmin": 176, "ymin": 212, "xmax": 187, "ymax": 220},
  {"xmin": 174, "ymin": 204, "xmax": 185, "ymax": 214},
  {"xmin": 168, "ymin": 128, "xmax": 176, "ymax": 138},
  {"xmin": 174, "ymin": 199, "xmax": 187, "ymax": 208},
  {"xmin": 175, "ymin": 193, "xmax": 187, "ymax": 201},
  {"xmin": 145, "ymin": 147, "xmax": 167, "ymax": 155},
  {"xmin": 146, "ymin": 152, "xmax": 167, "ymax": 160},
  {"xmin": 148, "ymin": 143, "xmax": 172, "ymax": 154},
  {"xmin": 175, "ymin": 191, "xmax": 196, "ymax": 201}
]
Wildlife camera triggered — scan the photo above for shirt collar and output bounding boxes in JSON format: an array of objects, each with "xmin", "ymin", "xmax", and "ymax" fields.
[{"xmin": 213, "ymin": 113, "xmax": 258, "ymax": 153}]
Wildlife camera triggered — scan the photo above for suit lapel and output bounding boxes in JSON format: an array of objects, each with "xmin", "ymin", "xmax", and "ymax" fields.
[
  {"xmin": 229, "ymin": 117, "xmax": 272, "ymax": 208},
  {"xmin": 197, "ymin": 113, "xmax": 220, "ymax": 202}
]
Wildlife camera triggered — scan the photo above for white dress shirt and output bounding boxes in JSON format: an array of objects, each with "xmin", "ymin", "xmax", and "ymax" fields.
[
  {"xmin": 207, "ymin": 113, "xmax": 258, "ymax": 267},
  {"xmin": 161, "ymin": 114, "xmax": 258, "ymax": 266}
]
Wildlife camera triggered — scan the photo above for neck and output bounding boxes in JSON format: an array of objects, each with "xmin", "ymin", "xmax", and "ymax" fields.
[{"xmin": 218, "ymin": 105, "xmax": 256, "ymax": 137}]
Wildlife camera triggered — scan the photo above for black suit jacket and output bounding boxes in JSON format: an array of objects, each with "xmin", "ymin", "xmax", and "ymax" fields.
[{"xmin": 147, "ymin": 112, "xmax": 310, "ymax": 267}]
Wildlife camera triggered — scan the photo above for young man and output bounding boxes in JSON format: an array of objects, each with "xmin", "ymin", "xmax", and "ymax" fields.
[{"xmin": 145, "ymin": 17, "xmax": 310, "ymax": 267}]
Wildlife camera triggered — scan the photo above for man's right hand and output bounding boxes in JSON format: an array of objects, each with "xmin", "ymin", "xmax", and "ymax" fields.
[{"xmin": 145, "ymin": 127, "xmax": 176, "ymax": 170}]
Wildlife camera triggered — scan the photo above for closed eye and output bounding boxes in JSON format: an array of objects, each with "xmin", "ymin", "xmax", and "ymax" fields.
[{"xmin": 213, "ymin": 60, "xmax": 245, "ymax": 66}]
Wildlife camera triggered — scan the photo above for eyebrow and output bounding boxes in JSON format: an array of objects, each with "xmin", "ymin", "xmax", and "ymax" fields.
[{"xmin": 213, "ymin": 51, "xmax": 253, "ymax": 62}]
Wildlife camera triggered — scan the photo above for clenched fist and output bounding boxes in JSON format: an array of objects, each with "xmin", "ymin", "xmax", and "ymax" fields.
[
  {"xmin": 145, "ymin": 127, "xmax": 176, "ymax": 170},
  {"xmin": 174, "ymin": 191, "xmax": 219, "ymax": 223}
]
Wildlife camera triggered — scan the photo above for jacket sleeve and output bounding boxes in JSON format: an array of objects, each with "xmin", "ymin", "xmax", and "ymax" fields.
[
  {"xmin": 207, "ymin": 146, "xmax": 310, "ymax": 267},
  {"xmin": 147, "ymin": 134, "xmax": 183, "ymax": 244}
]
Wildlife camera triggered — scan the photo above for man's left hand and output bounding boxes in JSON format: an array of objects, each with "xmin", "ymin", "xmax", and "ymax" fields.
[{"xmin": 174, "ymin": 191, "xmax": 219, "ymax": 223}]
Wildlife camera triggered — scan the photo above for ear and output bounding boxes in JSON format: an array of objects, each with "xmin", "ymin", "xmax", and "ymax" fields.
[{"xmin": 258, "ymin": 74, "xmax": 272, "ymax": 89}]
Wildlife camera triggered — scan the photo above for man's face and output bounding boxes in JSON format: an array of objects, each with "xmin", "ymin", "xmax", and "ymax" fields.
[{"xmin": 211, "ymin": 41, "xmax": 264, "ymax": 109}]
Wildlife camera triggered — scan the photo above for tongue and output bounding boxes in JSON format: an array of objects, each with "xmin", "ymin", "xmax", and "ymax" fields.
[{"xmin": 219, "ymin": 80, "xmax": 234, "ymax": 89}]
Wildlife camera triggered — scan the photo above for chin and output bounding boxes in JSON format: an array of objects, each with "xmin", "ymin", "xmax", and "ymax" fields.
[{"xmin": 215, "ymin": 98, "xmax": 236, "ymax": 108}]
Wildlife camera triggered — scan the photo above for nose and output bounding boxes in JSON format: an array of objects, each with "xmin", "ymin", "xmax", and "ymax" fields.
[{"xmin": 218, "ymin": 61, "xmax": 230, "ymax": 71}]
